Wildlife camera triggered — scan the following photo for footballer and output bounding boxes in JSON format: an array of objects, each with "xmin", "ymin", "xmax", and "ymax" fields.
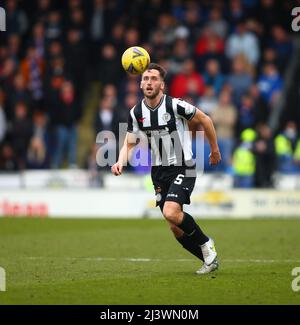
[{"xmin": 111, "ymin": 63, "xmax": 221, "ymax": 274}]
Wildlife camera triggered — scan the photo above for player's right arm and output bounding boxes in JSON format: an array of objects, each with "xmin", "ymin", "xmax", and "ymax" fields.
[{"xmin": 111, "ymin": 132, "xmax": 137, "ymax": 176}]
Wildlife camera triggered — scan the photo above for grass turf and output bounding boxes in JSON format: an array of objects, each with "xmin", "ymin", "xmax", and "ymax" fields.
[{"xmin": 0, "ymin": 218, "xmax": 299, "ymax": 305}]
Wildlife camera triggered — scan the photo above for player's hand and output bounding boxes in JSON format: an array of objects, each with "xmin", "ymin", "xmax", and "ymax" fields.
[
  {"xmin": 111, "ymin": 162, "xmax": 123, "ymax": 176},
  {"xmin": 209, "ymin": 150, "xmax": 222, "ymax": 166}
]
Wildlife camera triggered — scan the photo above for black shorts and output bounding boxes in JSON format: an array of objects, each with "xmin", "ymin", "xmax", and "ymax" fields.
[{"xmin": 151, "ymin": 165, "xmax": 196, "ymax": 210}]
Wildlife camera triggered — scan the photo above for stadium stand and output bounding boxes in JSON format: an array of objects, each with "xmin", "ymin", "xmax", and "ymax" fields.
[{"xmin": 0, "ymin": 0, "xmax": 299, "ymax": 189}]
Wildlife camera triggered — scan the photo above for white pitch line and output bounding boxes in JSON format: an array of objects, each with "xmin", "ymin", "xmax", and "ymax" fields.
[
  {"xmin": 24, "ymin": 257, "xmax": 300, "ymax": 263},
  {"xmin": 223, "ymin": 259, "xmax": 300, "ymax": 263}
]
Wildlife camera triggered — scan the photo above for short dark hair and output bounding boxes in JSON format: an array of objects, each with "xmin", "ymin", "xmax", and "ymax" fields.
[{"xmin": 144, "ymin": 63, "xmax": 167, "ymax": 80}]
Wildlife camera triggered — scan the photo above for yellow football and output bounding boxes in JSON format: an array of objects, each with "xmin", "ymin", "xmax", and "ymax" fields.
[{"xmin": 121, "ymin": 46, "xmax": 150, "ymax": 75}]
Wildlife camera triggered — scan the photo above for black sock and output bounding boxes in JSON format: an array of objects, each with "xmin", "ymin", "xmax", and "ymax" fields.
[
  {"xmin": 178, "ymin": 212, "xmax": 209, "ymax": 246},
  {"xmin": 176, "ymin": 234, "xmax": 204, "ymax": 261}
]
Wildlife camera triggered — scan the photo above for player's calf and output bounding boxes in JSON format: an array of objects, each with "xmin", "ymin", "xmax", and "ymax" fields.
[{"xmin": 168, "ymin": 222, "xmax": 185, "ymax": 237}]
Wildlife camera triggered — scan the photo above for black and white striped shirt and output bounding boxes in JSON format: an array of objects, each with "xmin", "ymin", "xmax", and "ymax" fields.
[{"xmin": 127, "ymin": 94, "xmax": 197, "ymax": 166}]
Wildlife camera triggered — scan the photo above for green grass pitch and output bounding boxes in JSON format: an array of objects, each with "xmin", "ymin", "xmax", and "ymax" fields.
[{"xmin": 0, "ymin": 218, "xmax": 299, "ymax": 305}]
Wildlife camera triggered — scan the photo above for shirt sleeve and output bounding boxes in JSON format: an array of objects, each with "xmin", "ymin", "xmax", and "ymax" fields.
[
  {"xmin": 127, "ymin": 107, "xmax": 139, "ymax": 133},
  {"xmin": 173, "ymin": 98, "xmax": 197, "ymax": 121}
]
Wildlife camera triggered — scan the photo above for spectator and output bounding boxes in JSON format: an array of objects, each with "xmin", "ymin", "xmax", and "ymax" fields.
[
  {"xmin": 249, "ymin": 84, "xmax": 269, "ymax": 124},
  {"xmin": 44, "ymin": 56, "xmax": 66, "ymax": 112},
  {"xmin": 94, "ymin": 96, "xmax": 120, "ymax": 171},
  {"xmin": 10, "ymin": 101, "xmax": 33, "ymax": 170},
  {"xmin": 29, "ymin": 22, "xmax": 46, "ymax": 60},
  {"xmin": 274, "ymin": 121, "xmax": 298, "ymax": 173},
  {"xmin": 119, "ymin": 92, "xmax": 139, "ymax": 123},
  {"xmin": 26, "ymin": 136, "xmax": 48, "ymax": 169},
  {"xmin": 153, "ymin": 14, "xmax": 177, "ymax": 46},
  {"xmin": 51, "ymin": 81, "xmax": 81, "ymax": 168},
  {"xmin": 195, "ymin": 27, "xmax": 226, "ymax": 71},
  {"xmin": 96, "ymin": 43, "xmax": 121, "ymax": 86},
  {"xmin": 30, "ymin": 110, "xmax": 51, "ymax": 168},
  {"xmin": 195, "ymin": 27, "xmax": 224, "ymax": 57},
  {"xmin": 238, "ymin": 93, "xmax": 256, "ymax": 133},
  {"xmin": 269, "ymin": 25, "xmax": 293, "ymax": 73},
  {"xmin": 182, "ymin": 2, "xmax": 202, "ymax": 44},
  {"xmin": 109, "ymin": 22, "xmax": 125, "ymax": 56},
  {"xmin": 149, "ymin": 30, "xmax": 169, "ymax": 62},
  {"xmin": 20, "ymin": 47, "xmax": 45, "ymax": 108},
  {"xmin": 7, "ymin": 74, "xmax": 32, "ymax": 119},
  {"xmin": 233, "ymin": 128, "xmax": 256, "ymax": 188},
  {"xmin": 257, "ymin": 0, "xmax": 280, "ymax": 39},
  {"xmin": 226, "ymin": 18, "xmax": 260, "ymax": 65},
  {"xmin": 64, "ymin": 28, "xmax": 87, "ymax": 97},
  {"xmin": 46, "ymin": 40, "xmax": 63, "ymax": 60},
  {"xmin": 170, "ymin": 59, "xmax": 205, "ymax": 98},
  {"xmin": 7, "ymin": 34, "xmax": 21, "ymax": 62},
  {"xmin": 90, "ymin": 0, "xmax": 105, "ymax": 45},
  {"xmin": 0, "ymin": 143, "xmax": 18, "ymax": 171},
  {"xmin": 6, "ymin": 0, "xmax": 29, "ymax": 36},
  {"xmin": 253, "ymin": 123, "xmax": 276, "ymax": 187},
  {"xmin": 226, "ymin": 54, "xmax": 253, "ymax": 107},
  {"xmin": 257, "ymin": 62, "xmax": 282, "ymax": 105},
  {"xmin": 94, "ymin": 96, "xmax": 120, "ymax": 139},
  {"xmin": 69, "ymin": 8, "xmax": 86, "ymax": 35},
  {"xmin": 32, "ymin": 110, "xmax": 49, "ymax": 141},
  {"xmin": 227, "ymin": 0, "xmax": 245, "ymax": 29},
  {"xmin": 0, "ymin": 58, "xmax": 18, "ymax": 90},
  {"xmin": 197, "ymin": 86, "xmax": 218, "ymax": 116},
  {"xmin": 34, "ymin": 0, "xmax": 52, "ymax": 24},
  {"xmin": 207, "ymin": 7, "xmax": 229, "ymax": 39},
  {"xmin": 124, "ymin": 28, "xmax": 140, "ymax": 48},
  {"xmin": 203, "ymin": 59, "xmax": 225, "ymax": 96},
  {"xmin": 118, "ymin": 74, "xmax": 141, "ymax": 103},
  {"xmin": 261, "ymin": 47, "xmax": 277, "ymax": 67},
  {"xmin": 45, "ymin": 11, "xmax": 63, "ymax": 41},
  {"xmin": 67, "ymin": 0, "xmax": 82, "ymax": 11},
  {"xmin": 102, "ymin": 84, "xmax": 118, "ymax": 108},
  {"xmin": 211, "ymin": 89, "xmax": 237, "ymax": 170},
  {"xmin": 168, "ymin": 38, "xmax": 191, "ymax": 77}
]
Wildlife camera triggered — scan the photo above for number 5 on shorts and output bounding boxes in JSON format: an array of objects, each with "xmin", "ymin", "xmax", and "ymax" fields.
[{"xmin": 174, "ymin": 174, "xmax": 184, "ymax": 185}]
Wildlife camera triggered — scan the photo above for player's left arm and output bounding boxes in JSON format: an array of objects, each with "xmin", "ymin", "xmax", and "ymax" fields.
[{"xmin": 191, "ymin": 109, "xmax": 222, "ymax": 165}]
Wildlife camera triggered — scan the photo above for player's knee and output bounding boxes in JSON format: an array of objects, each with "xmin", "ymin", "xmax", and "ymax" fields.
[{"xmin": 163, "ymin": 202, "xmax": 182, "ymax": 225}]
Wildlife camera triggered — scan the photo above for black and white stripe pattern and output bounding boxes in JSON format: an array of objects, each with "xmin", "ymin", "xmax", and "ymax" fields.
[{"xmin": 127, "ymin": 95, "xmax": 196, "ymax": 166}]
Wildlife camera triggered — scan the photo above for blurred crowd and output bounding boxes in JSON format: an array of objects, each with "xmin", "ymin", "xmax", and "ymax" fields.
[{"xmin": 0, "ymin": 0, "xmax": 300, "ymax": 188}]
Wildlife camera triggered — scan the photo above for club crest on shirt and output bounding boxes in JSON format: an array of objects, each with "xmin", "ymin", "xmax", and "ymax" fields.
[{"xmin": 162, "ymin": 112, "xmax": 171, "ymax": 122}]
